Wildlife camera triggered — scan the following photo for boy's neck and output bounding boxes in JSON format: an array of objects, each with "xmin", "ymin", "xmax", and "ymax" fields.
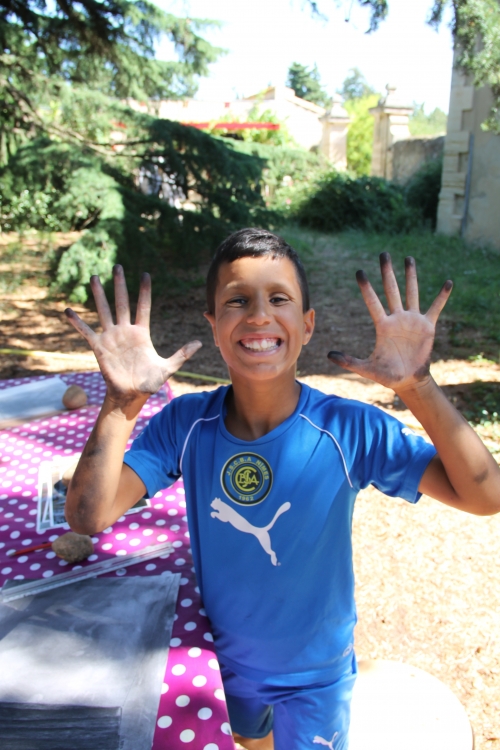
[{"xmin": 225, "ymin": 369, "xmax": 301, "ymax": 441}]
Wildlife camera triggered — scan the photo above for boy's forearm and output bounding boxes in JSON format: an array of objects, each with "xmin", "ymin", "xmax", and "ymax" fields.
[
  {"xmin": 66, "ymin": 394, "xmax": 148, "ymax": 534},
  {"xmin": 396, "ymin": 377, "xmax": 500, "ymax": 515}
]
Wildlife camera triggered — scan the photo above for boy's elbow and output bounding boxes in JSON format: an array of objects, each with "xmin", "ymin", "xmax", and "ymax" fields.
[{"xmin": 66, "ymin": 511, "xmax": 101, "ymax": 536}]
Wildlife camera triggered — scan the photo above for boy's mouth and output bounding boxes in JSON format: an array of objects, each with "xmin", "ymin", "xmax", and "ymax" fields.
[{"xmin": 239, "ymin": 337, "xmax": 282, "ymax": 352}]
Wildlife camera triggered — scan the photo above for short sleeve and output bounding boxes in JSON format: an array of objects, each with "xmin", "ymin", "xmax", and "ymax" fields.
[
  {"xmin": 353, "ymin": 405, "xmax": 437, "ymax": 503},
  {"xmin": 123, "ymin": 400, "xmax": 182, "ymax": 498}
]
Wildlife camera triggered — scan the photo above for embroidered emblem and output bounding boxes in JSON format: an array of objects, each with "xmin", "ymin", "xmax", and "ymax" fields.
[{"xmin": 221, "ymin": 453, "xmax": 272, "ymax": 505}]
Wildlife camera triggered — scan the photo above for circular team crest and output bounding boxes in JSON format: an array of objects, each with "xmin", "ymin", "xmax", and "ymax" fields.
[{"xmin": 221, "ymin": 453, "xmax": 273, "ymax": 505}]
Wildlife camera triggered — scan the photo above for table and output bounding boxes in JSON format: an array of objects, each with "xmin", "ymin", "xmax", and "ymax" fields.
[{"xmin": 0, "ymin": 372, "xmax": 234, "ymax": 750}]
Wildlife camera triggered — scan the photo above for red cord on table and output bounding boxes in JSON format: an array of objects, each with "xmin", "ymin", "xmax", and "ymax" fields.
[{"xmin": 6, "ymin": 541, "xmax": 54, "ymax": 557}]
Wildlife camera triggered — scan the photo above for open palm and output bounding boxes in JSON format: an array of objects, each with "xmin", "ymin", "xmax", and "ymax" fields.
[
  {"xmin": 65, "ymin": 266, "xmax": 201, "ymax": 405},
  {"xmin": 328, "ymin": 253, "xmax": 453, "ymax": 393}
]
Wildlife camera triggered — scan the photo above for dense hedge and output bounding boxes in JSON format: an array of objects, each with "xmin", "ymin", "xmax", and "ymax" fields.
[{"xmin": 294, "ymin": 158, "xmax": 443, "ymax": 233}]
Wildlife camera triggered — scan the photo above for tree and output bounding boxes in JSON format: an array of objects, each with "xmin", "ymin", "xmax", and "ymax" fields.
[
  {"xmin": 0, "ymin": 2, "xmax": 275, "ymax": 301},
  {"xmin": 409, "ymin": 104, "xmax": 448, "ymax": 136},
  {"xmin": 0, "ymin": 0, "xmax": 224, "ymax": 152},
  {"xmin": 345, "ymin": 93, "xmax": 380, "ymax": 176},
  {"xmin": 286, "ymin": 62, "xmax": 330, "ymax": 107},
  {"xmin": 304, "ymin": 1, "xmax": 500, "ymax": 132},
  {"xmin": 340, "ymin": 68, "xmax": 375, "ymax": 101}
]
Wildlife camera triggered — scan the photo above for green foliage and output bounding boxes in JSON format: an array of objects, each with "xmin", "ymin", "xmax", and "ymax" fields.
[
  {"xmin": 228, "ymin": 140, "xmax": 324, "ymax": 213},
  {"xmin": 308, "ymin": 1, "xmax": 500, "ymax": 130},
  {"xmin": 286, "ymin": 62, "xmax": 330, "ymax": 107},
  {"xmin": 405, "ymin": 157, "xmax": 443, "ymax": 230},
  {"xmin": 295, "ymin": 172, "xmax": 419, "ymax": 233},
  {"xmin": 340, "ymin": 68, "xmax": 376, "ymax": 101},
  {"xmin": 55, "ymin": 228, "xmax": 118, "ymax": 304},
  {"xmin": 409, "ymin": 104, "xmax": 448, "ymax": 136},
  {"xmin": 460, "ymin": 381, "xmax": 500, "ymax": 426},
  {"xmin": 429, "ymin": 1, "xmax": 500, "ymax": 131},
  {"xmin": 0, "ymin": 123, "xmax": 273, "ymax": 301},
  {"xmin": 0, "ymin": 0, "xmax": 224, "ymax": 152},
  {"xmin": 344, "ymin": 94, "xmax": 379, "ymax": 177},
  {"xmin": 209, "ymin": 105, "xmax": 297, "ymax": 147}
]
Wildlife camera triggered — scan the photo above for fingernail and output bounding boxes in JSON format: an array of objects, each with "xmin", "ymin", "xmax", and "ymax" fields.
[
  {"xmin": 380, "ymin": 252, "xmax": 391, "ymax": 265},
  {"xmin": 113, "ymin": 265, "xmax": 123, "ymax": 275},
  {"xmin": 64, "ymin": 308, "xmax": 74, "ymax": 317},
  {"xmin": 328, "ymin": 350, "xmax": 347, "ymax": 364},
  {"xmin": 443, "ymin": 280, "xmax": 453, "ymax": 292},
  {"xmin": 356, "ymin": 270, "xmax": 368, "ymax": 283},
  {"xmin": 405, "ymin": 256, "xmax": 415, "ymax": 268}
]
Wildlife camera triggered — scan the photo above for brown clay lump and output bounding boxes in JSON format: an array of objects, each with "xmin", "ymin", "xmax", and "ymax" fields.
[
  {"xmin": 62, "ymin": 385, "xmax": 87, "ymax": 410},
  {"xmin": 52, "ymin": 531, "xmax": 94, "ymax": 563}
]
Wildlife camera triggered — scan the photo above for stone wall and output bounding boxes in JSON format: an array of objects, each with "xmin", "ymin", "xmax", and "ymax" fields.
[
  {"xmin": 390, "ymin": 135, "xmax": 444, "ymax": 184},
  {"xmin": 437, "ymin": 56, "xmax": 500, "ymax": 249}
]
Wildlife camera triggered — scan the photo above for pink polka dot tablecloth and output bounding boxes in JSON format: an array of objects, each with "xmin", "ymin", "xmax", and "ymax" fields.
[{"xmin": 0, "ymin": 372, "xmax": 234, "ymax": 750}]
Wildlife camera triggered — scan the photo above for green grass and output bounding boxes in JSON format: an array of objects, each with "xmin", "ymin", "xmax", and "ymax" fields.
[{"xmin": 280, "ymin": 226, "xmax": 500, "ymax": 354}]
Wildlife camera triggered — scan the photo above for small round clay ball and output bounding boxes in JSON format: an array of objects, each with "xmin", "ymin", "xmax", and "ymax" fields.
[
  {"xmin": 62, "ymin": 385, "xmax": 87, "ymax": 410},
  {"xmin": 52, "ymin": 532, "xmax": 94, "ymax": 563},
  {"xmin": 61, "ymin": 461, "xmax": 79, "ymax": 487}
]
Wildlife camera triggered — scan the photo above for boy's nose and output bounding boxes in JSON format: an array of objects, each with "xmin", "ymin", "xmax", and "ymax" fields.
[{"xmin": 246, "ymin": 298, "xmax": 272, "ymax": 325}]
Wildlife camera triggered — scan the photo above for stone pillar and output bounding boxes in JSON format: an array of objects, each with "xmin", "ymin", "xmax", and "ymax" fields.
[
  {"xmin": 369, "ymin": 85, "xmax": 414, "ymax": 179},
  {"xmin": 320, "ymin": 95, "xmax": 350, "ymax": 170},
  {"xmin": 436, "ymin": 54, "xmax": 475, "ymax": 237}
]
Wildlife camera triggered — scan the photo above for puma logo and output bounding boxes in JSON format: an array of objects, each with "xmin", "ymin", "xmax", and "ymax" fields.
[
  {"xmin": 210, "ymin": 498, "xmax": 291, "ymax": 566},
  {"xmin": 313, "ymin": 732, "xmax": 338, "ymax": 750}
]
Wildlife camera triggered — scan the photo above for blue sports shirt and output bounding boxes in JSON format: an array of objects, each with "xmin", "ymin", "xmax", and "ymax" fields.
[{"xmin": 124, "ymin": 383, "xmax": 436, "ymax": 686}]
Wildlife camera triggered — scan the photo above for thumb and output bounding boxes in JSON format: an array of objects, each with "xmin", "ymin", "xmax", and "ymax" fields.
[
  {"xmin": 162, "ymin": 340, "xmax": 202, "ymax": 379},
  {"xmin": 327, "ymin": 350, "xmax": 371, "ymax": 378}
]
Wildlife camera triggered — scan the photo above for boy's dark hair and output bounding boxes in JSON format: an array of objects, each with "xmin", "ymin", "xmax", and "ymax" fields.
[{"xmin": 206, "ymin": 228, "xmax": 310, "ymax": 314}]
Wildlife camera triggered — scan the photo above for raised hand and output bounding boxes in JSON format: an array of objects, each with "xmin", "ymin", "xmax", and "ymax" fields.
[
  {"xmin": 65, "ymin": 265, "xmax": 202, "ymax": 406},
  {"xmin": 328, "ymin": 253, "xmax": 452, "ymax": 393}
]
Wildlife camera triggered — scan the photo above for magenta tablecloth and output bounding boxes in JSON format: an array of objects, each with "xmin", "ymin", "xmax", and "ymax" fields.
[{"xmin": 0, "ymin": 372, "xmax": 234, "ymax": 750}]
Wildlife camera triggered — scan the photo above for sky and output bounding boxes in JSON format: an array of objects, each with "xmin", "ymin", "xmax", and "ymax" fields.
[{"xmin": 153, "ymin": 0, "xmax": 455, "ymax": 113}]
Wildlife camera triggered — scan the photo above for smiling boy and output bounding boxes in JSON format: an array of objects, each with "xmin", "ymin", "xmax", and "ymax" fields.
[{"xmin": 65, "ymin": 228, "xmax": 500, "ymax": 750}]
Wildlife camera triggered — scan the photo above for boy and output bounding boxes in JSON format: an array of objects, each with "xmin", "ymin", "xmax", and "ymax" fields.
[{"xmin": 65, "ymin": 228, "xmax": 500, "ymax": 750}]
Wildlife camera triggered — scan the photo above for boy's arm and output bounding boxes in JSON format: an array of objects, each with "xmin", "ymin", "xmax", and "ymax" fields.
[
  {"xmin": 64, "ymin": 266, "xmax": 201, "ymax": 534},
  {"xmin": 328, "ymin": 253, "xmax": 500, "ymax": 516}
]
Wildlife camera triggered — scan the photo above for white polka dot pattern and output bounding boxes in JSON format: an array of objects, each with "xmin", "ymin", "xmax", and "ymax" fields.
[{"xmin": 0, "ymin": 373, "xmax": 233, "ymax": 750}]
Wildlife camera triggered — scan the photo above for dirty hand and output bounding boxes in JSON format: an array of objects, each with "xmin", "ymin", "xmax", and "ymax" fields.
[
  {"xmin": 65, "ymin": 265, "xmax": 201, "ymax": 406},
  {"xmin": 328, "ymin": 253, "xmax": 452, "ymax": 394}
]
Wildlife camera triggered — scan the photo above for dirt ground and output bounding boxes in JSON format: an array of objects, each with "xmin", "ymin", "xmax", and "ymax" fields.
[{"xmin": 1, "ymin": 233, "xmax": 499, "ymax": 746}]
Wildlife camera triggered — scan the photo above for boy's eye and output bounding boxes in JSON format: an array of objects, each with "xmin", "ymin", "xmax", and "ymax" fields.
[
  {"xmin": 270, "ymin": 296, "xmax": 289, "ymax": 304},
  {"xmin": 227, "ymin": 296, "xmax": 247, "ymax": 306}
]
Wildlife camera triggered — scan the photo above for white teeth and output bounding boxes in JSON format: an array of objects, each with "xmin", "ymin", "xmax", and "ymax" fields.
[{"xmin": 241, "ymin": 338, "xmax": 280, "ymax": 351}]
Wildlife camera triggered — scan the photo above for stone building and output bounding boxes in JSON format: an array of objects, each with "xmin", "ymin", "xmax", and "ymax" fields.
[
  {"xmin": 132, "ymin": 86, "xmax": 350, "ymax": 170},
  {"xmin": 436, "ymin": 58, "xmax": 500, "ymax": 248}
]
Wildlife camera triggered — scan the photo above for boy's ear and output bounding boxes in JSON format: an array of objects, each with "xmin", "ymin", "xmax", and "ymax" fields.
[
  {"xmin": 203, "ymin": 311, "xmax": 219, "ymax": 348},
  {"xmin": 303, "ymin": 308, "xmax": 315, "ymax": 345}
]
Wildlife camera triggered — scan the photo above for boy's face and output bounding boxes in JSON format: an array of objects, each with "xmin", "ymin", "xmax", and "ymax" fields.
[{"xmin": 204, "ymin": 255, "xmax": 315, "ymax": 382}]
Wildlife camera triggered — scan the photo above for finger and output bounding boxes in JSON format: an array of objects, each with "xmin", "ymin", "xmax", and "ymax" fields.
[
  {"xmin": 135, "ymin": 273, "xmax": 151, "ymax": 328},
  {"xmin": 380, "ymin": 252, "xmax": 403, "ymax": 313},
  {"xmin": 65, "ymin": 308, "xmax": 97, "ymax": 346},
  {"xmin": 356, "ymin": 270, "xmax": 386, "ymax": 325},
  {"xmin": 328, "ymin": 350, "xmax": 373, "ymax": 379},
  {"xmin": 113, "ymin": 265, "xmax": 130, "ymax": 326},
  {"xmin": 425, "ymin": 280, "xmax": 453, "ymax": 326},
  {"xmin": 162, "ymin": 340, "xmax": 203, "ymax": 379},
  {"xmin": 90, "ymin": 275, "xmax": 113, "ymax": 330},
  {"xmin": 405, "ymin": 256, "xmax": 419, "ymax": 311}
]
